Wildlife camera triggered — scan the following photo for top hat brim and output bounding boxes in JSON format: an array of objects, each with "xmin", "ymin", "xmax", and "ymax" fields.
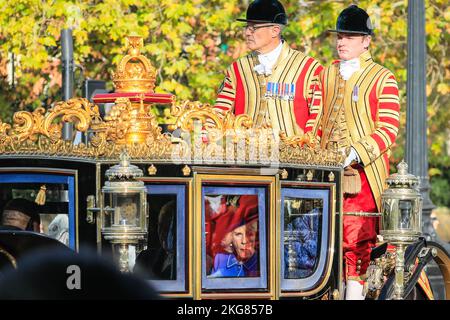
[
  {"xmin": 327, "ymin": 28, "xmax": 371, "ymax": 35},
  {"xmin": 236, "ymin": 18, "xmax": 274, "ymax": 24}
]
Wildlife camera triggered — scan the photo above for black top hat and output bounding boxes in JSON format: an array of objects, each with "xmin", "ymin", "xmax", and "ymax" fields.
[
  {"xmin": 328, "ymin": 5, "xmax": 373, "ymax": 35},
  {"xmin": 237, "ymin": 0, "xmax": 288, "ymax": 25}
]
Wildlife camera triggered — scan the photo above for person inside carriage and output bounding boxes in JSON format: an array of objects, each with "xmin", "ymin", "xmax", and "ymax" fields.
[
  {"xmin": 207, "ymin": 195, "xmax": 260, "ymax": 278},
  {"xmin": 0, "ymin": 198, "xmax": 41, "ymax": 232},
  {"xmin": 134, "ymin": 199, "xmax": 177, "ymax": 280}
]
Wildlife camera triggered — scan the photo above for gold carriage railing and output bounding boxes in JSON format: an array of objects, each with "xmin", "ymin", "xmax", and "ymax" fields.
[
  {"xmin": 0, "ymin": 98, "xmax": 345, "ymax": 168},
  {"xmin": 0, "ymin": 34, "xmax": 343, "ymax": 167}
]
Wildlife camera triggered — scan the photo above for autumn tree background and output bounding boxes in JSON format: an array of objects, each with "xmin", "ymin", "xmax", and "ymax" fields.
[{"xmin": 0, "ymin": 0, "xmax": 448, "ymax": 205}]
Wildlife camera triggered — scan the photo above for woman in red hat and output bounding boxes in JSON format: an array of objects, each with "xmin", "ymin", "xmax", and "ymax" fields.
[{"xmin": 208, "ymin": 195, "xmax": 260, "ymax": 278}]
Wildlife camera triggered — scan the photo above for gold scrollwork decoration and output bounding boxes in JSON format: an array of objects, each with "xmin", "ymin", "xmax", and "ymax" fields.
[
  {"xmin": 0, "ymin": 120, "xmax": 12, "ymax": 152},
  {"xmin": 171, "ymin": 100, "xmax": 224, "ymax": 132},
  {"xmin": 279, "ymin": 131, "xmax": 317, "ymax": 149},
  {"xmin": 0, "ymin": 94, "xmax": 344, "ymax": 167},
  {"xmin": 47, "ymin": 98, "xmax": 100, "ymax": 135},
  {"xmin": 223, "ymin": 112, "xmax": 253, "ymax": 131},
  {"xmin": 12, "ymin": 107, "xmax": 46, "ymax": 142},
  {"xmin": 171, "ymin": 100, "xmax": 253, "ymax": 133},
  {"xmin": 10, "ymin": 98, "xmax": 99, "ymax": 144}
]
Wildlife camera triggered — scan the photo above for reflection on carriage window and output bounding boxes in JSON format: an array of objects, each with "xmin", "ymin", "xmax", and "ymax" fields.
[
  {"xmin": 113, "ymin": 195, "xmax": 140, "ymax": 227},
  {"xmin": 134, "ymin": 195, "xmax": 177, "ymax": 280},
  {"xmin": 399, "ymin": 200, "xmax": 412, "ymax": 229},
  {"xmin": 205, "ymin": 194, "xmax": 260, "ymax": 278},
  {"xmin": 284, "ymin": 197, "xmax": 322, "ymax": 279},
  {"xmin": 42, "ymin": 214, "xmax": 69, "ymax": 246}
]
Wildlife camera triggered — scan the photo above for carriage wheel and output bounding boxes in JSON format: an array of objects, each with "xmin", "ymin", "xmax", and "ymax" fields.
[
  {"xmin": 0, "ymin": 245, "xmax": 17, "ymax": 270},
  {"xmin": 375, "ymin": 240, "xmax": 450, "ymax": 300},
  {"xmin": 425, "ymin": 241, "xmax": 450, "ymax": 300}
]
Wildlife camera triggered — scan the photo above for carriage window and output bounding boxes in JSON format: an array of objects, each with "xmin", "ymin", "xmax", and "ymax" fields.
[
  {"xmin": 136, "ymin": 184, "xmax": 187, "ymax": 293},
  {"xmin": 136, "ymin": 194, "xmax": 177, "ymax": 280},
  {"xmin": 283, "ymin": 197, "xmax": 322, "ymax": 279},
  {"xmin": 0, "ymin": 172, "xmax": 76, "ymax": 249},
  {"xmin": 201, "ymin": 186, "xmax": 268, "ymax": 291},
  {"xmin": 205, "ymin": 194, "xmax": 260, "ymax": 279},
  {"xmin": 0, "ymin": 182, "xmax": 71, "ymax": 247}
]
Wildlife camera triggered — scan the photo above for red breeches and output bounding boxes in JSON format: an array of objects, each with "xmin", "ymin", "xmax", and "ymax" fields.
[{"xmin": 343, "ymin": 167, "xmax": 379, "ymax": 281}]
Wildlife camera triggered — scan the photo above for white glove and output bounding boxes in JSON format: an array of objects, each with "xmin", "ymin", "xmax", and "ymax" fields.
[
  {"xmin": 343, "ymin": 147, "xmax": 360, "ymax": 167},
  {"xmin": 346, "ymin": 279, "xmax": 365, "ymax": 300}
]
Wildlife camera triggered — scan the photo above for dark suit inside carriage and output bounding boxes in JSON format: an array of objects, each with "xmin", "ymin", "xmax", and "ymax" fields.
[
  {"xmin": 134, "ymin": 197, "xmax": 177, "ymax": 280},
  {"xmin": 0, "ymin": 229, "xmax": 73, "ymax": 274}
]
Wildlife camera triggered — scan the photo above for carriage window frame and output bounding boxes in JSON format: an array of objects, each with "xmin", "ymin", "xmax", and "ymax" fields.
[
  {"xmin": 280, "ymin": 185, "xmax": 334, "ymax": 293},
  {"xmin": 0, "ymin": 172, "xmax": 76, "ymax": 250},
  {"xmin": 144, "ymin": 184, "xmax": 187, "ymax": 293},
  {"xmin": 201, "ymin": 186, "xmax": 268, "ymax": 291}
]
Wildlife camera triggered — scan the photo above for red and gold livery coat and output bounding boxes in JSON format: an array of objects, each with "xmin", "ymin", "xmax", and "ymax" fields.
[
  {"xmin": 308, "ymin": 51, "xmax": 400, "ymax": 279},
  {"xmin": 310, "ymin": 51, "xmax": 400, "ymax": 211},
  {"xmin": 214, "ymin": 41, "xmax": 323, "ymax": 135}
]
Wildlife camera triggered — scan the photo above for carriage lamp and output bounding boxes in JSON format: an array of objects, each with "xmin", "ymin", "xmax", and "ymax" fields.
[
  {"xmin": 380, "ymin": 160, "xmax": 422, "ymax": 299},
  {"xmin": 380, "ymin": 160, "xmax": 422, "ymax": 244},
  {"xmin": 101, "ymin": 150, "xmax": 147, "ymax": 273}
]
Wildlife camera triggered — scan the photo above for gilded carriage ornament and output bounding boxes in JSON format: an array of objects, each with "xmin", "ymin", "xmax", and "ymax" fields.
[
  {"xmin": 11, "ymin": 99, "xmax": 100, "ymax": 144},
  {"xmin": 90, "ymin": 96, "xmax": 169, "ymax": 146},
  {"xmin": 171, "ymin": 100, "xmax": 253, "ymax": 132},
  {"xmin": 328, "ymin": 172, "xmax": 335, "ymax": 182},
  {"xmin": 182, "ymin": 165, "xmax": 191, "ymax": 176},
  {"xmin": 0, "ymin": 98, "xmax": 100, "ymax": 155},
  {"xmin": 0, "ymin": 36, "xmax": 345, "ymax": 168},
  {"xmin": 112, "ymin": 36, "xmax": 157, "ymax": 93},
  {"xmin": 0, "ymin": 100, "xmax": 346, "ymax": 166},
  {"xmin": 147, "ymin": 164, "xmax": 157, "ymax": 176}
]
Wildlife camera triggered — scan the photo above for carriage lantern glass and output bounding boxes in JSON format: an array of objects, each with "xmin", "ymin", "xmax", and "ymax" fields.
[
  {"xmin": 380, "ymin": 160, "xmax": 422, "ymax": 245},
  {"xmin": 101, "ymin": 150, "xmax": 147, "ymax": 272}
]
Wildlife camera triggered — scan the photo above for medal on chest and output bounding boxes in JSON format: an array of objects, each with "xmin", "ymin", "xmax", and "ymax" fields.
[
  {"xmin": 265, "ymin": 82, "xmax": 295, "ymax": 101},
  {"xmin": 352, "ymin": 85, "xmax": 359, "ymax": 102}
]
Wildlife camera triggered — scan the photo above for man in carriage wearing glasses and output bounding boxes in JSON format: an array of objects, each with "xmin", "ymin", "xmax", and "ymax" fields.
[{"xmin": 214, "ymin": 0, "xmax": 322, "ymax": 137}]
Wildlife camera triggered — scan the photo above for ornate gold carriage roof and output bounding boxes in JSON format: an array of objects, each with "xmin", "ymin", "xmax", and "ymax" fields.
[{"xmin": 0, "ymin": 36, "xmax": 344, "ymax": 168}]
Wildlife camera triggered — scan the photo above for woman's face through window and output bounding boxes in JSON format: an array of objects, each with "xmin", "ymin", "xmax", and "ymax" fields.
[{"xmin": 231, "ymin": 221, "xmax": 257, "ymax": 262}]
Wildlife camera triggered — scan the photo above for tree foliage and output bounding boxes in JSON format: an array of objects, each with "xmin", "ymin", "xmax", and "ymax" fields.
[{"xmin": 0, "ymin": 0, "xmax": 448, "ymax": 204}]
